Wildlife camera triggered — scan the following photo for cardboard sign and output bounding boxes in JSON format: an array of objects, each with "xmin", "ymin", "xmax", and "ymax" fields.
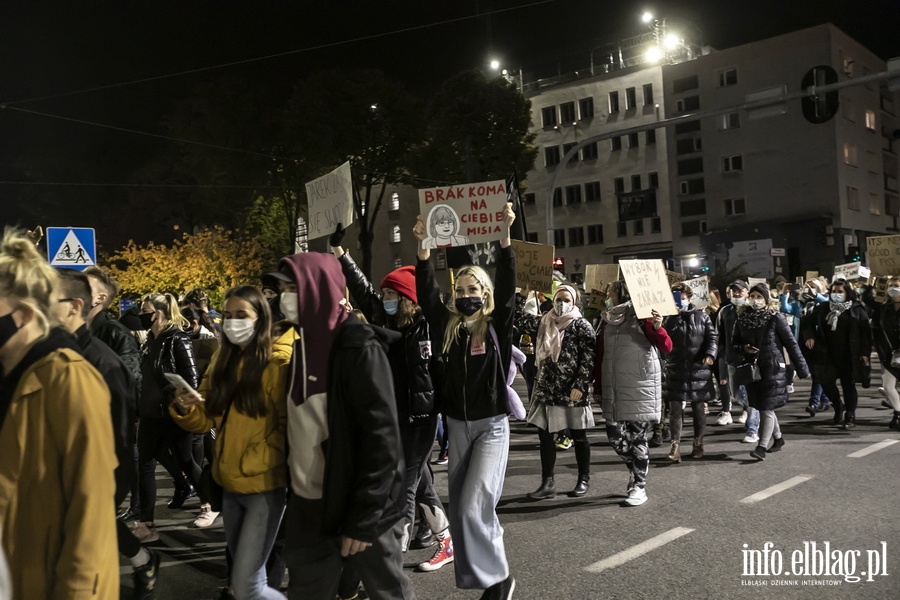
[
  {"xmin": 510, "ymin": 240, "xmax": 554, "ymax": 294},
  {"xmin": 805, "ymin": 271, "xmax": 819, "ymax": 281},
  {"xmin": 305, "ymin": 162, "xmax": 354, "ymax": 240},
  {"xmin": 418, "ymin": 180, "xmax": 508, "ymax": 248},
  {"xmin": 584, "ymin": 264, "xmax": 620, "ymax": 295},
  {"xmin": 747, "ymin": 277, "xmax": 767, "ymax": 288},
  {"xmin": 833, "ymin": 261, "xmax": 861, "ymax": 281},
  {"xmin": 620, "ymin": 259, "xmax": 679, "ymax": 319},
  {"xmin": 666, "ymin": 270, "xmax": 686, "ymax": 286},
  {"xmin": 874, "ymin": 276, "xmax": 889, "ymax": 304},
  {"xmin": 867, "ymin": 234, "xmax": 900, "ymax": 277},
  {"xmin": 588, "ymin": 289, "xmax": 608, "ymax": 310},
  {"xmin": 685, "ymin": 276, "xmax": 710, "ymax": 309}
]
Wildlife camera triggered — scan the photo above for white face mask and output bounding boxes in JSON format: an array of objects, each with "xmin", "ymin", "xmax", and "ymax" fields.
[
  {"xmin": 280, "ymin": 292, "xmax": 299, "ymax": 323},
  {"xmin": 223, "ymin": 318, "xmax": 257, "ymax": 348},
  {"xmin": 749, "ymin": 298, "xmax": 766, "ymax": 310},
  {"xmin": 731, "ymin": 296, "xmax": 747, "ymax": 306},
  {"xmin": 888, "ymin": 287, "xmax": 900, "ymax": 299},
  {"xmin": 830, "ymin": 293, "xmax": 845, "ymax": 304},
  {"xmin": 555, "ymin": 301, "xmax": 574, "ymax": 316}
]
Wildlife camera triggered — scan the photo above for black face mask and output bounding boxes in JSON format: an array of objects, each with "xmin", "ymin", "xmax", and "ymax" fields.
[
  {"xmin": 455, "ymin": 297, "xmax": 484, "ymax": 317},
  {"xmin": 138, "ymin": 312, "xmax": 155, "ymax": 330},
  {"xmin": 0, "ymin": 312, "xmax": 21, "ymax": 350}
]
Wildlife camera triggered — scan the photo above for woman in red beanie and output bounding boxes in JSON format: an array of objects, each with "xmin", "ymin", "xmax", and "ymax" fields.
[{"xmin": 330, "ymin": 226, "xmax": 454, "ymax": 578}]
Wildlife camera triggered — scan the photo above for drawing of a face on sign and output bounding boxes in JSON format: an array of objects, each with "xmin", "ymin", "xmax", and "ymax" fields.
[{"xmin": 423, "ymin": 205, "xmax": 471, "ymax": 249}]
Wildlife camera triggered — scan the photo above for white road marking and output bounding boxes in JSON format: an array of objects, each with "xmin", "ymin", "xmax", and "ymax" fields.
[
  {"xmin": 847, "ymin": 439, "xmax": 899, "ymax": 458},
  {"xmin": 584, "ymin": 527, "xmax": 695, "ymax": 573},
  {"xmin": 739, "ymin": 475, "xmax": 813, "ymax": 504}
]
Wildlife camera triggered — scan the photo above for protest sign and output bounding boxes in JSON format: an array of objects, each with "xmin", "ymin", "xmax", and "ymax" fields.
[
  {"xmin": 666, "ymin": 270, "xmax": 686, "ymax": 286},
  {"xmin": 747, "ymin": 277, "xmax": 767, "ymax": 288},
  {"xmin": 867, "ymin": 234, "xmax": 900, "ymax": 277},
  {"xmin": 874, "ymin": 276, "xmax": 889, "ymax": 304},
  {"xmin": 305, "ymin": 162, "xmax": 354, "ymax": 240},
  {"xmin": 620, "ymin": 259, "xmax": 679, "ymax": 319},
  {"xmin": 584, "ymin": 264, "xmax": 620, "ymax": 294},
  {"xmin": 685, "ymin": 277, "xmax": 710, "ymax": 309},
  {"xmin": 588, "ymin": 289, "xmax": 607, "ymax": 310},
  {"xmin": 804, "ymin": 271, "xmax": 819, "ymax": 281},
  {"xmin": 510, "ymin": 240, "xmax": 554, "ymax": 294},
  {"xmin": 418, "ymin": 180, "xmax": 509, "ymax": 248},
  {"xmin": 833, "ymin": 261, "xmax": 861, "ymax": 281}
]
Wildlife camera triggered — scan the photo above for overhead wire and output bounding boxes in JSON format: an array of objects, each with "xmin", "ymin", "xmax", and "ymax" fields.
[{"xmin": 2, "ymin": 0, "xmax": 557, "ymax": 107}]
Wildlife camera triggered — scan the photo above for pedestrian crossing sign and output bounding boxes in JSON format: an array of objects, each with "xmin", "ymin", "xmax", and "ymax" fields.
[{"xmin": 47, "ymin": 227, "xmax": 97, "ymax": 271}]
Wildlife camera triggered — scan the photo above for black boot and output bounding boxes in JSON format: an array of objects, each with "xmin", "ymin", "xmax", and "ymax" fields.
[
  {"xmin": 832, "ymin": 405, "xmax": 844, "ymax": 426},
  {"xmin": 841, "ymin": 412, "xmax": 856, "ymax": 430},
  {"xmin": 167, "ymin": 483, "xmax": 196, "ymax": 509},
  {"xmin": 528, "ymin": 476, "xmax": 556, "ymax": 500},
  {"xmin": 648, "ymin": 432, "xmax": 662, "ymax": 447},
  {"xmin": 570, "ymin": 475, "xmax": 590, "ymax": 497},
  {"xmin": 890, "ymin": 412, "xmax": 900, "ymax": 430},
  {"xmin": 410, "ymin": 520, "xmax": 436, "ymax": 549}
]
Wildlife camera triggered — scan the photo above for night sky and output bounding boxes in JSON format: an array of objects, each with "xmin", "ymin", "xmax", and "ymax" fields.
[{"xmin": 2, "ymin": 0, "xmax": 899, "ymax": 239}]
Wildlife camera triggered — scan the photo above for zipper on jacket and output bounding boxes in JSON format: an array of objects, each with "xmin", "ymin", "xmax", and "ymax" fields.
[{"xmin": 463, "ymin": 329, "xmax": 469, "ymax": 423}]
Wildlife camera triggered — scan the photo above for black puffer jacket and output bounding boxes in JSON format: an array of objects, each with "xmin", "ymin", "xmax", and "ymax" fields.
[
  {"xmin": 138, "ymin": 326, "xmax": 199, "ymax": 418},
  {"xmin": 91, "ymin": 310, "xmax": 142, "ymax": 388},
  {"xmin": 869, "ymin": 301, "xmax": 900, "ymax": 378},
  {"xmin": 802, "ymin": 301, "xmax": 872, "ymax": 383},
  {"xmin": 662, "ymin": 307, "xmax": 718, "ymax": 404},
  {"xmin": 338, "ymin": 253, "xmax": 436, "ymax": 424},
  {"xmin": 733, "ymin": 309, "xmax": 809, "ymax": 410}
]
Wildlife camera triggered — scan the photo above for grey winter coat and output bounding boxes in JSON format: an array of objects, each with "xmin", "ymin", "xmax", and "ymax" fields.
[{"xmin": 598, "ymin": 308, "xmax": 667, "ymax": 422}]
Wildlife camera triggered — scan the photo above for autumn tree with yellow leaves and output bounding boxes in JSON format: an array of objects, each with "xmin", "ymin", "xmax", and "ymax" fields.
[{"xmin": 106, "ymin": 226, "xmax": 269, "ymax": 308}]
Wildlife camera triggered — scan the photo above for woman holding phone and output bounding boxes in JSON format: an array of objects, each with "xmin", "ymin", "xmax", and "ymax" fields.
[{"xmin": 171, "ymin": 286, "xmax": 291, "ymax": 600}]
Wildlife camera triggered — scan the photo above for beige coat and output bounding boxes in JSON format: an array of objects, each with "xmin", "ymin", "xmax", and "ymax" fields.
[{"xmin": 0, "ymin": 348, "xmax": 119, "ymax": 599}]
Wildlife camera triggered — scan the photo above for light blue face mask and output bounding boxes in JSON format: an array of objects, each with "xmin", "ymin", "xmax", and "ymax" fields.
[
  {"xmin": 383, "ymin": 299, "xmax": 400, "ymax": 315},
  {"xmin": 604, "ymin": 298, "xmax": 614, "ymax": 310},
  {"xmin": 830, "ymin": 293, "xmax": 845, "ymax": 304}
]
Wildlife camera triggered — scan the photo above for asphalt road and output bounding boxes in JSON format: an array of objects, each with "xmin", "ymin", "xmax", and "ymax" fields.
[{"xmin": 122, "ymin": 369, "xmax": 900, "ymax": 599}]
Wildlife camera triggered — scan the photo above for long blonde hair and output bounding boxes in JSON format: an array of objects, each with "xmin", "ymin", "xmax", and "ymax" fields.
[
  {"xmin": 0, "ymin": 228, "xmax": 59, "ymax": 339},
  {"xmin": 442, "ymin": 264, "xmax": 495, "ymax": 355},
  {"xmin": 142, "ymin": 292, "xmax": 190, "ymax": 329}
]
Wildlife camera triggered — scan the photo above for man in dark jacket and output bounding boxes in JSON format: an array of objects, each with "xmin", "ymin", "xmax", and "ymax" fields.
[
  {"xmin": 278, "ymin": 252, "xmax": 414, "ymax": 600},
  {"xmin": 53, "ymin": 270, "xmax": 159, "ymax": 596}
]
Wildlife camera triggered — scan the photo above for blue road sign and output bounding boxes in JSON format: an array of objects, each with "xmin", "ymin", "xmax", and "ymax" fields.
[{"xmin": 47, "ymin": 227, "xmax": 97, "ymax": 271}]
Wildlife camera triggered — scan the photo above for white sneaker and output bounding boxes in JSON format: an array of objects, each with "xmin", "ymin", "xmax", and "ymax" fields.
[
  {"xmin": 787, "ymin": 384, "xmax": 795, "ymax": 393},
  {"xmin": 715, "ymin": 412, "xmax": 733, "ymax": 426},
  {"xmin": 737, "ymin": 411, "xmax": 748, "ymax": 425},
  {"xmin": 742, "ymin": 434, "xmax": 759, "ymax": 444},
  {"xmin": 194, "ymin": 505, "xmax": 219, "ymax": 528},
  {"xmin": 624, "ymin": 486, "xmax": 648, "ymax": 506}
]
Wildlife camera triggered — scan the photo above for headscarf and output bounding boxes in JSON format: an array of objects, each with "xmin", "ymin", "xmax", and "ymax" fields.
[
  {"xmin": 826, "ymin": 300, "xmax": 852, "ymax": 331},
  {"xmin": 535, "ymin": 285, "xmax": 582, "ymax": 367},
  {"xmin": 279, "ymin": 252, "xmax": 349, "ymax": 405}
]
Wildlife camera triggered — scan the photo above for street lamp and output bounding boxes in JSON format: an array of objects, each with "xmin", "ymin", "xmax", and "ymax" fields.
[
  {"xmin": 641, "ymin": 11, "xmax": 654, "ymax": 23},
  {"xmin": 489, "ymin": 59, "xmax": 500, "ymax": 71},
  {"xmin": 645, "ymin": 47, "xmax": 663, "ymax": 63},
  {"xmin": 663, "ymin": 33, "xmax": 680, "ymax": 50}
]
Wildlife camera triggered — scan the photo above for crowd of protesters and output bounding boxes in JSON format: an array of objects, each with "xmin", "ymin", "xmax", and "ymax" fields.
[{"xmin": 0, "ymin": 216, "xmax": 894, "ymax": 600}]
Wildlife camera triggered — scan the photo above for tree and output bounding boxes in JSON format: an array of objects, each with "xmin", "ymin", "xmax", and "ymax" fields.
[
  {"xmin": 105, "ymin": 226, "xmax": 269, "ymax": 307},
  {"xmin": 280, "ymin": 70, "xmax": 424, "ymax": 277},
  {"xmin": 411, "ymin": 70, "xmax": 538, "ymax": 184}
]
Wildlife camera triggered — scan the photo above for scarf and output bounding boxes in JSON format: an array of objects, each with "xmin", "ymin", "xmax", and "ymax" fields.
[
  {"xmin": 602, "ymin": 301, "xmax": 633, "ymax": 326},
  {"xmin": 826, "ymin": 300, "xmax": 852, "ymax": 331},
  {"xmin": 535, "ymin": 305, "xmax": 582, "ymax": 367},
  {"xmin": 737, "ymin": 306, "xmax": 775, "ymax": 331}
]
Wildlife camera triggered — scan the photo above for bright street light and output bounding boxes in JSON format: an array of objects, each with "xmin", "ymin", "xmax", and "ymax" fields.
[
  {"xmin": 641, "ymin": 11, "xmax": 654, "ymax": 23},
  {"xmin": 663, "ymin": 33, "xmax": 680, "ymax": 50},
  {"xmin": 687, "ymin": 258, "xmax": 699, "ymax": 268},
  {"xmin": 645, "ymin": 46, "xmax": 663, "ymax": 63},
  {"xmin": 489, "ymin": 59, "xmax": 500, "ymax": 70}
]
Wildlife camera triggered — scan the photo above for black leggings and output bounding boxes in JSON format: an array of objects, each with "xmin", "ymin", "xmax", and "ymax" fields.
[
  {"xmin": 138, "ymin": 417, "xmax": 202, "ymax": 522},
  {"xmin": 669, "ymin": 400, "xmax": 707, "ymax": 443},
  {"xmin": 537, "ymin": 427, "xmax": 590, "ymax": 478},
  {"xmin": 817, "ymin": 363, "xmax": 858, "ymax": 413},
  {"xmin": 115, "ymin": 448, "xmax": 142, "ymax": 559}
]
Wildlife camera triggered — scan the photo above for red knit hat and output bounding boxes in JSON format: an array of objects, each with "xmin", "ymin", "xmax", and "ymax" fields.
[{"xmin": 380, "ymin": 266, "xmax": 417, "ymax": 303}]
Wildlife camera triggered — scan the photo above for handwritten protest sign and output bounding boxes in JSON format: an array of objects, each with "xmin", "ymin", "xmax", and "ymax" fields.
[
  {"xmin": 867, "ymin": 234, "xmax": 900, "ymax": 277},
  {"xmin": 685, "ymin": 276, "xmax": 710, "ymax": 309},
  {"xmin": 874, "ymin": 276, "xmax": 889, "ymax": 304},
  {"xmin": 588, "ymin": 289, "xmax": 607, "ymax": 310},
  {"xmin": 748, "ymin": 277, "xmax": 767, "ymax": 288},
  {"xmin": 833, "ymin": 261, "xmax": 861, "ymax": 281},
  {"xmin": 666, "ymin": 270, "xmax": 686, "ymax": 286},
  {"xmin": 620, "ymin": 259, "xmax": 679, "ymax": 319},
  {"xmin": 584, "ymin": 264, "xmax": 620, "ymax": 294},
  {"xmin": 305, "ymin": 162, "xmax": 354, "ymax": 240},
  {"xmin": 805, "ymin": 271, "xmax": 819, "ymax": 281},
  {"xmin": 511, "ymin": 240, "xmax": 554, "ymax": 294},
  {"xmin": 418, "ymin": 180, "xmax": 508, "ymax": 248}
]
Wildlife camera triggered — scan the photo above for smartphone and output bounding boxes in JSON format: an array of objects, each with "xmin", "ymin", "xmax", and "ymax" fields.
[
  {"xmin": 672, "ymin": 290, "xmax": 683, "ymax": 306},
  {"xmin": 163, "ymin": 373, "xmax": 204, "ymax": 401}
]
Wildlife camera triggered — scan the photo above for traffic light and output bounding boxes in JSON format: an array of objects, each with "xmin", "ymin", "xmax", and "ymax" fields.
[
  {"xmin": 846, "ymin": 245, "xmax": 861, "ymax": 262},
  {"xmin": 801, "ymin": 65, "xmax": 839, "ymax": 124},
  {"xmin": 552, "ymin": 257, "xmax": 565, "ymax": 274}
]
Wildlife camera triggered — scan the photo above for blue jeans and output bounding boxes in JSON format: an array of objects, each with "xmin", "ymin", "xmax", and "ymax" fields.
[
  {"xmin": 724, "ymin": 365, "xmax": 749, "ymax": 413},
  {"xmin": 746, "ymin": 408, "xmax": 760, "ymax": 436},
  {"xmin": 223, "ymin": 488, "xmax": 288, "ymax": 600},
  {"xmin": 447, "ymin": 414, "xmax": 510, "ymax": 590}
]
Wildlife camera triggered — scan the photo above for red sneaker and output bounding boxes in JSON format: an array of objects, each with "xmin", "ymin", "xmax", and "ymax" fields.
[{"xmin": 417, "ymin": 535, "xmax": 454, "ymax": 571}]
